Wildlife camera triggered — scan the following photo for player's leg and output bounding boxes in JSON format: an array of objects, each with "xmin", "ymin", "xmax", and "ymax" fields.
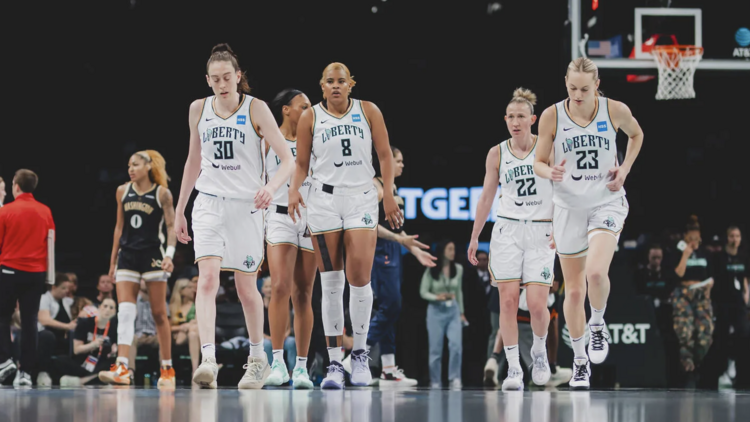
[
  {"xmin": 289, "ymin": 246, "xmax": 317, "ymax": 389},
  {"xmin": 524, "ymin": 223, "xmax": 555, "ymax": 385},
  {"xmin": 145, "ymin": 279, "xmax": 174, "ymax": 389},
  {"xmin": 264, "ymin": 241, "xmax": 297, "ymax": 386},
  {"xmin": 99, "ymin": 262, "xmax": 140, "ymax": 385}
]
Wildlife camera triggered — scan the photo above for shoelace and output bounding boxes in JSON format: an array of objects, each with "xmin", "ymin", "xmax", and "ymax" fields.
[
  {"xmin": 352, "ymin": 351, "xmax": 372, "ymax": 373},
  {"xmin": 243, "ymin": 360, "xmax": 265, "ymax": 378},
  {"xmin": 590, "ymin": 328, "xmax": 610, "ymax": 351},
  {"xmin": 534, "ymin": 356, "xmax": 548, "ymax": 372},
  {"xmin": 508, "ymin": 368, "xmax": 523, "ymax": 379},
  {"xmin": 573, "ymin": 363, "xmax": 588, "ymax": 381},
  {"xmin": 327, "ymin": 363, "xmax": 345, "ymax": 377}
]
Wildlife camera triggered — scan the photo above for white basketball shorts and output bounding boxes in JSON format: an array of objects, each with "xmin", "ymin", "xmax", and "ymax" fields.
[
  {"xmin": 192, "ymin": 192, "xmax": 264, "ymax": 274},
  {"xmin": 554, "ymin": 196, "xmax": 629, "ymax": 258},
  {"xmin": 489, "ymin": 218, "xmax": 556, "ymax": 287},
  {"xmin": 306, "ymin": 180, "xmax": 378, "ymax": 234},
  {"xmin": 265, "ymin": 205, "xmax": 314, "ymax": 252}
]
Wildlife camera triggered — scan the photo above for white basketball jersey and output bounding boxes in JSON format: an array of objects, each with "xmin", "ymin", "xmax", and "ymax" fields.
[
  {"xmin": 496, "ymin": 137, "xmax": 554, "ymax": 221},
  {"xmin": 195, "ymin": 95, "xmax": 265, "ymax": 200},
  {"xmin": 553, "ymin": 97, "xmax": 624, "ymax": 209},
  {"xmin": 310, "ymin": 99, "xmax": 375, "ymax": 187},
  {"xmin": 265, "ymin": 139, "xmax": 313, "ymax": 206}
]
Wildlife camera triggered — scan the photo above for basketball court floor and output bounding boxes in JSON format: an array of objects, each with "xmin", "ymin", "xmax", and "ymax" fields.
[{"xmin": 2, "ymin": 386, "xmax": 749, "ymax": 422}]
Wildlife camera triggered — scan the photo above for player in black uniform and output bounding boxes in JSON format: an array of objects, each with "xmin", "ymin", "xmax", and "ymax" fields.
[{"xmin": 98, "ymin": 150, "xmax": 177, "ymax": 388}]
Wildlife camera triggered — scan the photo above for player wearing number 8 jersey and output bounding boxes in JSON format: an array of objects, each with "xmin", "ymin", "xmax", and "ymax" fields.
[
  {"xmin": 174, "ymin": 43, "xmax": 294, "ymax": 389},
  {"xmin": 468, "ymin": 88, "xmax": 555, "ymax": 391},
  {"xmin": 288, "ymin": 62, "xmax": 403, "ymax": 389},
  {"xmin": 534, "ymin": 58, "xmax": 644, "ymax": 389}
]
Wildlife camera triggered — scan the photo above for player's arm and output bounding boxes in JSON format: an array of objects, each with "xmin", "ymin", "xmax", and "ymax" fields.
[
  {"xmin": 288, "ymin": 108, "xmax": 313, "ymax": 222},
  {"xmin": 174, "ymin": 100, "xmax": 205, "ymax": 244},
  {"xmin": 534, "ymin": 106, "xmax": 563, "ymax": 181},
  {"xmin": 609, "ymin": 99, "xmax": 644, "ymax": 174},
  {"xmin": 160, "ymin": 187, "xmax": 177, "ymax": 272},
  {"xmin": 743, "ymin": 276, "xmax": 749, "ymax": 305},
  {"xmin": 109, "ymin": 184, "xmax": 127, "ymax": 279},
  {"xmin": 364, "ymin": 100, "xmax": 402, "ymax": 230},
  {"xmin": 254, "ymin": 99, "xmax": 294, "ymax": 193},
  {"xmin": 468, "ymin": 146, "xmax": 500, "ymax": 265}
]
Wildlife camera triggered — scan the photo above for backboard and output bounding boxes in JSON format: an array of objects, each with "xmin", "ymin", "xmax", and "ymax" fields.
[{"xmin": 570, "ymin": 0, "xmax": 750, "ymax": 70}]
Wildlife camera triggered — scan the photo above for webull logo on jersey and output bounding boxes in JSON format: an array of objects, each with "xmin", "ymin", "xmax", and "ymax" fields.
[
  {"xmin": 202, "ymin": 127, "xmax": 246, "ymax": 144},
  {"xmin": 563, "ymin": 135, "xmax": 610, "ymax": 153},
  {"xmin": 321, "ymin": 125, "xmax": 364, "ymax": 143},
  {"xmin": 217, "ymin": 164, "xmax": 241, "ymax": 171}
]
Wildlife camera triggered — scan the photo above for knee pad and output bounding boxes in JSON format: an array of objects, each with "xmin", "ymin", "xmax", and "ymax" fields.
[
  {"xmin": 320, "ymin": 271, "xmax": 345, "ymax": 336},
  {"xmin": 117, "ymin": 302, "xmax": 137, "ymax": 346}
]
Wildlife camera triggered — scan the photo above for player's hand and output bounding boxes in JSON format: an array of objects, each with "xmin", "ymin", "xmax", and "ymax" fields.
[
  {"xmin": 175, "ymin": 213, "xmax": 191, "ymax": 244},
  {"xmin": 607, "ymin": 164, "xmax": 629, "ymax": 191},
  {"xmin": 551, "ymin": 159, "xmax": 566, "ymax": 182},
  {"xmin": 161, "ymin": 256, "xmax": 174, "ymax": 273},
  {"xmin": 383, "ymin": 191, "xmax": 403, "ymax": 230},
  {"xmin": 414, "ymin": 249, "xmax": 438, "ymax": 268},
  {"xmin": 399, "ymin": 234, "xmax": 429, "ymax": 251},
  {"xmin": 108, "ymin": 263, "xmax": 116, "ymax": 280},
  {"xmin": 254, "ymin": 186, "xmax": 274, "ymax": 210},
  {"xmin": 287, "ymin": 190, "xmax": 305, "ymax": 224},
  {"xmin": 467, "ymin": 239, "xmax": 479, "ymax": 265}
]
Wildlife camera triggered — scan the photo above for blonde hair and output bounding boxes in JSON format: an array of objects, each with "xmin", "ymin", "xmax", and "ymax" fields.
[
  {"xmin": 508, "ymin": 87, "xmax": 537, "ymax": 115},
  {"xmin": 566, "ymin": 58, "xmax": 603, "ymax": 96},
  {"xmin": 169, "ymin": 278, "xmax": 193, "ymax": 325},
  {"xmin": 134, "ymin": 150, "xmax": 169, "ymax": 188},
  {"xmin": 319, "ymin": 62, "xmax": 356, "ymax": 98}
]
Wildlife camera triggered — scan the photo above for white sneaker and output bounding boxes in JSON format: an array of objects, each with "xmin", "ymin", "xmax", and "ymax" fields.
[
  {"xmin": 13, "ymin": 370, "xmax": 32, "ymax": 387},
  {"xmin": 569, "ymin": 358, "xmax": 591, "ymax": 390},
  {"xmin": 321, "ymin": 361, "xmax": 345, "ymax": 389},
  {"xmin": 380, "ymin": 367, "xmax": 418, "ymax": 387},
  {"xmin": 545, "ymin": 366, "xmax": 573, "ymax": 387},
  {"xmin": 350, "ymin": 349, "xmax": 372, "ymax": 386},
  {"xmin": 36, "ymin": 371, "xmax": 52, "ymax": 387},
  {"xmin": 264, "ymin": 359, "xmax": 290, "ymax": 386},
  {"xmin": 291, "ymin": 367, "xmax": 314, "ymax": 390},
  {"xmin": 531, "ymin": 350, "xmax": 552, "ymax": 386},
  {"xmin": 193, "ymin": 357, "xmax": 219, "ymax": 389},
  {"xmin": 0, "ymin": 359, "xmax": 17, "ymax": 383},
  {"xmin": 483, "ymin": 357, "xmax": 499, "ymax": 386},
  {"xmin": 341, "ymin": 353, "xmax": 352, "ymax": 374},
  {"xmin": 502, "ymin": 367, "xmax": 524, "ymax": 391},
  {"xmin": 238, "ymin": 355, "xmax": 271, "ymax": 389},
  {"xmin": 60, "ymin": 375, "xmax": 82, "ymax": 387},
  {"xmin": 450, "ymin": 378, "xmax": 462, "ymax": 390},
  {"xmin": 587, "ymin": 323, "xmax": 610, "ymax": 364}
]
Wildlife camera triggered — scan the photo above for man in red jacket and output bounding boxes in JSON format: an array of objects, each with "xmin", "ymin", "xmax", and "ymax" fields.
[{"xmin": 0, "ymin": 169, "xmax": 55, "ymax": 386}]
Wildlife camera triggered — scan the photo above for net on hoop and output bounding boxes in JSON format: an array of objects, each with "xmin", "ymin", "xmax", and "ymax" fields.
[{"xmin": 652, "ymin": 45, "xmax": 704, "ymax": 100}]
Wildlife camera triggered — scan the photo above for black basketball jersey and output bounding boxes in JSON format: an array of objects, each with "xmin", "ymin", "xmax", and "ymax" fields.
[
  {"xmin": 376, "ymin": 177, "xmax": 405, "ymax": 235},
  {"xmin": 119, "ymin": 183, "xmax": 165, "ymax": 251}
]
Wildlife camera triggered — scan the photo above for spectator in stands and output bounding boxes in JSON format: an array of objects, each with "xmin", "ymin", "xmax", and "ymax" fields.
[
  {"xmin": 65, "ymin": 273, "xmax": 79, "ymax": 299},
  {"xmin": 420, "ymin": 240, "xmax": 465, "ymax": 389},
  {"xmin": 36, "ymin": 273, "xmax": 77, "ymax": 386},
  {"xmin": 261, "ymin": 277, "xmax": 296, "ymax": 370},
  {"xmin": 92, "ymin": 275, "xmax": 114, "ymax": 307},
  {"xmin": 71, "ymin": 297, "xmax": 98, "ymax": 320},
  {"xmin": 669, "ymin": 216, "xmax": 714, "ymax": 384},
  {"xmin": 129, "ymin": 279, "xmax": 161, "ymax": 374},
  {"xmin": 57, "ymin": 298, "xmax": 118, "ymax": 386},
  {"xmin": 169, "ymin": 277, "xmax": 199, "ymax": 374}
]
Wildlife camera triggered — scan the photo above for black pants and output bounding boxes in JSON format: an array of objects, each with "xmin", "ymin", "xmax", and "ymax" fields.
[
  {"xmin": 699, "ymin": 301, "xmax": 750, "ymax": 389},
  {"xmin": 0, "ymin": 266, "xmax": 46, "ymax": 375}
]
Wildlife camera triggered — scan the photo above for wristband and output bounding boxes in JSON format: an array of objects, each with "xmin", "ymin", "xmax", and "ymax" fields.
[{"xmin": 165, "ymin": 246, "xmax": 175, "ymax": 258}]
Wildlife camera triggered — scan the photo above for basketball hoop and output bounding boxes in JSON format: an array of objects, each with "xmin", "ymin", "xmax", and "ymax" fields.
[{"xmin": 652, "ymin": 45, "xmax": 704, "ymax": 100}]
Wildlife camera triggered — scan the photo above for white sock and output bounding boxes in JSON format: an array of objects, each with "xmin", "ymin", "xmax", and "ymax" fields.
[
  {"xmin": 532, "ymin": 334, "xmax": 548, "ymax": 355},
  {"xmin": 349, "ymin": 283, "xmax": 374, "ymax": 351},
  {"xmin": 161, "ymin": 360, "xmax": 172, "ymax": 368},
  {"xmin": 381, "ymin": 353, "xmax": 395, "ymax": 370},
  {"xmin": 201, "ymin": 343, "xmax": 216, "ymax": 360},
  {"xmin": 328, "ymin": 347, "xmax": 344, "ymax": 364},
  {"xmin": 590, "ymin": 304, "xmax": 606, "ymax": 326},
  {"xmin": 505, "ymin": 345, "xmax": 521, "ymax": 370},
  {"xmin": 116, "ymin": 357, "xmax": 129, "ymax": 368},
  {"xmin": 295, "ymin": 357, "xmax": 308, "ymax": 371},
  {"xmin": 249, "ymin": 341, "xmax": 265, "ymax": 358},
  {"xmin": 272, "ymin": 349, "xmax": 285, "ymax": 365},
  {"xmin": 571, "ymin": 335, "xmax": 587, "ymax": 359}
]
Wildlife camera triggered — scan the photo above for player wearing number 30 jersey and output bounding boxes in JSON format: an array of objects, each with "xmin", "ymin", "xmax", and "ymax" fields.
[{"xmin": 468, "ymin": 88, "xmax": 555, "ymax": 392}]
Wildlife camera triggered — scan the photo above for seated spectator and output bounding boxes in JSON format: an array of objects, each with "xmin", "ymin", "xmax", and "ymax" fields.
[
  {"xmin": 261, "ymin": 277, "xmax": 296, "ymax": 369},
  {"xmin": 71, "ymin": 297, "xmax": 98, "ymax": 320},
  {"xmin": 56, "ymin": 298, "xmax": 118, "ymax": 386},
  {"xmin": 65, "ymin": 272, "xmax": 79, "ymax": 299},
  {"xmin": 36, "ymin": 273, "xmax": 76, "ymax": 386},
  {"xmin": 92, "ymin": 274, "xmax": 114, "ymax": 307},
  {"xmin": 169, "ymin": 278, "xmax": 199, "ymax": 374}
]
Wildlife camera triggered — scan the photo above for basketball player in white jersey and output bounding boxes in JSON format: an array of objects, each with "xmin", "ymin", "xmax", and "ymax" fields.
[
  {"xmin": 288, "ymin": 62, "xmax": 402, "ymax": 389},
  {"xmin": 534, "ymin": 58, "xmax": 644, "ymax": 389},
  {"xmin": 468, "ymin": 88, "xmax": 555, "ymax": 391},
  {"xmin": 263, "ymin": 88, "xmax": 317, "ymax": 389},
  {"xmin": 174, "ymin": 44, "xmax": 294, "ymax": 389},
  {"xmin": 98, "ymin": 150, "xmax": 176, "ymax": 388}
]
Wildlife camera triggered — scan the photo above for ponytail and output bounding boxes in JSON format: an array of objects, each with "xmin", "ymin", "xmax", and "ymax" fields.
[{"xmin": 136, "ymin": 150, "xmax": 170, "ymax": 188}]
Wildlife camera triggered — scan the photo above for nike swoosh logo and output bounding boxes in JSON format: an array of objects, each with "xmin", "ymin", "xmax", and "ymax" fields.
[
  {"xmin": 251, "ymin": 209, "xmax": 259, "ymax": 214},
  {"xmin": 364, "ymin": 189, "xmax": 371, "ymax": 194},
  {"xmin": 206, "ymin": 118, "xmax": 214, "ymax": 121},
  {"xmin": 212, "ymin": 163, "xmax": 220, "ymax": 168},
  {"xmin": 334, "ymin": 162, "xmax": 343, "ymax": 167},
  {"xmin": 358, "ymin": 299, "xmax": 365, "ymax": 302},
  {"xmin": 330, "ymin": 291, "xmax": 336, "ymax": 294},
  {"xmin": 546, "ymin": 233, "xmax": 551, "ymax": 237},
  {"xmin": 563, "ymin": 127, "xmax": 572, "ymax": 131},
  {"xmin": 507, "ymin": 346, "xmax": 517, "ymax": 350},
  {"xmin": 321, "ymin": 120, "xmax": 329, "ymax": 124},
  {"xmin": 571, "ymin": 174, "xmax": 582, "ymax": 181},
  {"xmin": 506, "ymin": 161, "xmax": 512, "ymax": 164}
]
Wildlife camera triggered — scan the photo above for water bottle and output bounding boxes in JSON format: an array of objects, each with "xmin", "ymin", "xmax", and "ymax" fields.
[{"xmin": 144, "ymin": 373, "xmax": 151, "ymax": 388}]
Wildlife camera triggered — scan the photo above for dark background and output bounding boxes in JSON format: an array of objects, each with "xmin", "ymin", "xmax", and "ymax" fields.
[{"xmin": 2, "ymin": 0, "xmax": 748, "ymax": 289}]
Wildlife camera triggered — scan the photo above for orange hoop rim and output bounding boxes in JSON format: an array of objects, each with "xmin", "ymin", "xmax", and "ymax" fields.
[{"xmin": 652, "ymin": 45, "xmax": 704, "ymax": 57}]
